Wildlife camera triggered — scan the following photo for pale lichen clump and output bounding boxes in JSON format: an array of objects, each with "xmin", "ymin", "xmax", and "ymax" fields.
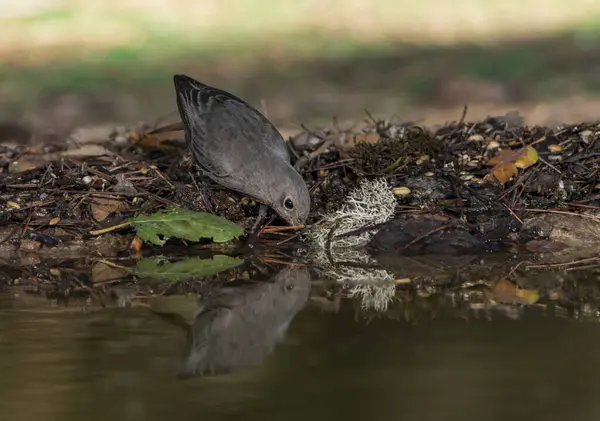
[
  {"xmin": 304, "ymin": 177, "xmax": 398, "ymax": 312},
  {"xmin": 349, "ymin": 282, "xmax": 396, "ymax": 313},
  {"xmin": 319, "ymin": 248, "xmax": 396, "ymax": 312},
  {"xmin": 306, "ymin": 177, "xmax": 397, "ymax": 250}
]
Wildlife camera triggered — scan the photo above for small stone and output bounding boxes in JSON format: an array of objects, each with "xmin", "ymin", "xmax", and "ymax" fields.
[
  {"xmin": 548, "ymin": 291, "xmax": 560, "ymax": 300},
  {"xmin": 580, "ymin": 130, "xmax": 594, "ymax": 143},
  {"xmin": 392, "ymin": 187, "xmax": 411, "ymax": 196},
  {"xmin": 486, "ymin": 140, "xmax": 500, "ymax": 150},
  {"xmin": 468, "ymin": 134, "xmax": 485, "ymax": 142},
  {"xmin": 20, "ymin": 239, "xmax": 41, "ymax": 252},
  {"xmin": 82, "ymin": 175, "xmax": 93, "ymax": 184},
  {"xmin": 548, "ymin": 144, "xmax": 563, "ymax": 152}
]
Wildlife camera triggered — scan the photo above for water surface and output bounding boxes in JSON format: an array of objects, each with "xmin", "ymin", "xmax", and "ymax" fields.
[{"xmin": 1, "ymin": 284, "xmax": 599, "ymax": 421}]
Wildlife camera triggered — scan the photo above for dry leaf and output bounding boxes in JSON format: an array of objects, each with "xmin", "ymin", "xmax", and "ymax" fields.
[
  {"xmin": 486, "ymin": 146, "xmax": 538, "ymax": 184},
  {"xmin": 149, "ymin": 295, "xmax": 199, "ymax": 325},
  {"xmin": 352, "ymin": 133, "xmax": 380, "ymax": 146},
  {"xmin": 492, "ymin": 279, "xmax": 539, "ymax": 305},
  {"xmin": 130, "ymin": 236, "xmax": 143, "ymax": 252},
  {"xmin": 91, "ymin": 196, "xmax": 129, "ymax": 222},
  {"xmin": 8, "ymin": 155, "xmax": 50, "ymax": 173},
  {"xmin": 49, "ymin": 217, "xmax": 61, "ymax": 225},
  {"xmin": 129, "ymin": 122, "xmax": 185, "ymax": 150},
  {"xmin": 525, "ymin": 239, "xmax": 568, "ymax": 253},
  {"xmin": 69, "ymin": 125, "xmax": 116, "ymax": 145},
  {"xmin": 62, "ymin": 144, "xmax": 113, "ymax": 158},
  {"xmin": 91, "ymin": 261, "xmax": 131, "ymax": 284},
  {"xmin": 514, "ymin": 146, "xmax": 539, "ymax": 169},
  {"xmin": 487, "ymin": 162, "xmax": 518, "ymax": 184}
]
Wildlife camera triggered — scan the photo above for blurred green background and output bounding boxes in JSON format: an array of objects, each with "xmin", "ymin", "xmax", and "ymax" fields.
[{"xmin": 2, "ymin": 0, "xmax": 600, "ymax": 134}]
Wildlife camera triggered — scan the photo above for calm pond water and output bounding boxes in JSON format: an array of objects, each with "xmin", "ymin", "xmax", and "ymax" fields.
[{"xmin": 1, "ymin": 267, "xmax": 600, "ymax": 421}]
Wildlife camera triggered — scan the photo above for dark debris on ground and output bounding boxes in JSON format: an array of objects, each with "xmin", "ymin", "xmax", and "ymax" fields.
[{"xmin": 2, "ymin": 110, "xmax": 600, "ymax": 256}]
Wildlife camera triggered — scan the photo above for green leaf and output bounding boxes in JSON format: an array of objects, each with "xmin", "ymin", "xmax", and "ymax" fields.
[
  {"xmin": 129, "ymin": 207, "xmax": 244, "ymax": 246},
  {"xmin": 134, "ymin": 255, "xmax": 244, "ymax": 282}
]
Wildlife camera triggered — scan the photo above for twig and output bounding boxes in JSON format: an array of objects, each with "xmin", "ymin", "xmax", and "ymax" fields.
[
  {"xmin": 89, "ymin": 221, "xmax": 134, "ymax": 236},
  {"xmin": 402, "ymin": 225, "xmax": 453, "ymax": 250},
  {"xmin": 502, "ymin": 202, "xmax": 523, "ymax": 225},
  {"xmin": 506, "ymin": 261, "xmax": 524, "ymax": 278},
  {"xmin": 151, "ymin": 167, "xmax": 175, "ymax": 189},
  {"xmin": 259, "ymin": 257, "xmax": 306, "ymax": 267},
  {"xmin": 537, "ymin": 156, "xmax": 562, "ymax": 175},
  {"xmin": 260, "ymin": 225, "xmax": 305, "ymax": 234},
  {"xmin": 525, "ymin": 209, "xmax": 600, "ymax": 221},
  {"xmin": 526, "ymin": 256, "xmax": 600, "ymax": 269}
]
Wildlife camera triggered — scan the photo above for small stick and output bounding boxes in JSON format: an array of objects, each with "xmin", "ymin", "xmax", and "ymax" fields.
[
  {"xmin": 402, "ymin": 225, "xmax": 452, "ymax": 250},
  {"xmin": 259, "ymin": 257, "xmax": 306, "ymax": 267},
  {"xmin": 526, "ymin": 256, "xmax": 600, "ymax": 269},
  {"xmin": 260, "ymin": 225, "xmax": 306, "ymax": 234},
  {"xmin": 89, "ymin": 221, "xmax": 134, "ymax": 236}
]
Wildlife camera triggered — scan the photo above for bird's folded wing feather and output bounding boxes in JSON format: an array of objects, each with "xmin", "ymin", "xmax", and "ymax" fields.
[{"xmin": 176, "ymin": 81, "xmax": 291, "ymax": 179}]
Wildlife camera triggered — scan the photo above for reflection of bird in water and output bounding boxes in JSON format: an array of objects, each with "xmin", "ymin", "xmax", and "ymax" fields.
[{"xmin": 179, "ymin": 266, "xmax": 311, "ymax": 378}]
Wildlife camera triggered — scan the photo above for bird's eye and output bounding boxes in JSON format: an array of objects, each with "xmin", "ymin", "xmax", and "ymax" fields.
[{"xmin": 283, "ymin": 196, "xmax": 294, "ymax": 210}]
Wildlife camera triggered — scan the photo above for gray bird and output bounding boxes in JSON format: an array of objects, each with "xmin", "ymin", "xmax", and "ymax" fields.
[
  {"xmin": 173, "ymin": 74, "xmax": 310, "ymax": 226},
  {"xmin": 179, "ymin": 266, "xmax": 311, "ymax": 378}
]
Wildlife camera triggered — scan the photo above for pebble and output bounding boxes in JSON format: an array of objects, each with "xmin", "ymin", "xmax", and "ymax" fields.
[{"xmin": 20, "ymin": 239, "xmax": 41, "ymax": 252}]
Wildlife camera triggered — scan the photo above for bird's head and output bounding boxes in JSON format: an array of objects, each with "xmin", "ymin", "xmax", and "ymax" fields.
[{"xmin": 266, "ymin": 166, "xmax": 310, "ymax": 226}]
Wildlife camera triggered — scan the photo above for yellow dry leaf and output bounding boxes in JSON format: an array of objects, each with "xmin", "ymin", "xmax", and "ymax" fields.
[
  {"xmin": 514, "ymin": 146, "xmax": 538, "ymax": 169},
  {"xmin": 492, "ymin": 279, "xmax": 539, "ymax": 305},
  {"xmin": 486, "ymin": 146, "xmax": 538, "ymax": 184},
  {"xmin": 514, "ymin": 289, "xmax": 540, "ymax": 304},
  {"xmin": 7, "ymin": 201, "xmax": 20, "ymax": 210},
  {"xmin": 487, "ymin": 162, "xmax": 518, "ymax": 184},
  {"xmin": 487, "ymin": 150, "xmax": 515, "ymax": 166},
  {"xmin": 49, "ymin": 217, "xmax": 61, "ymax": 226}
]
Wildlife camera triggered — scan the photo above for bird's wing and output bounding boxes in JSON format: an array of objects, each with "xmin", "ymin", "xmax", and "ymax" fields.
[{"xmin": 173, "ymin": 75, "xmax": 290, "ymax": 178}]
